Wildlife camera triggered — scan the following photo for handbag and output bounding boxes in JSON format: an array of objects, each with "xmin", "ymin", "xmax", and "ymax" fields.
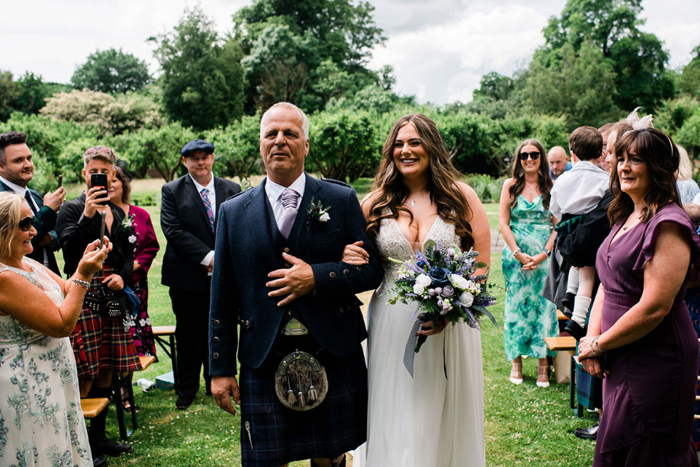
[{"xmin": 84, "ymin": 286, "xmax": 127, "ymax": 318}]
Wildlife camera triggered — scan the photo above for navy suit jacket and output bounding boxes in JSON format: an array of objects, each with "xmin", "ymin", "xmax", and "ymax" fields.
[
  {"xmin": 0, "ymin": 180, "xmax": 61, "ymax": 274},
  {"xmin": 209, "ymin": 173, "xmax": 383, "ymax": 375}
]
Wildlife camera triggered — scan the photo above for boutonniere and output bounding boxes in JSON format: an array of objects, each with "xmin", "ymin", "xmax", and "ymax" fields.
[
  {"xmin": 306, "ymin": 197, "xmax": 331, "ymax": 231},
  {"xmin": 121, "ymin": 214, "xmax": 138, "ymax": 244}
]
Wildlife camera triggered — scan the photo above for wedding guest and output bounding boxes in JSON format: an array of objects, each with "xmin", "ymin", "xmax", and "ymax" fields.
[
  {"xmin": 548, "ymin": 146, "xmax": 570, "ymax": 181},
  {"xmin": 499, "ymin": 139, "xmax": 557, "ymax": 387},
  {"xmin": 0, "ymin": 191, "xmax": 109, "ymax": 466},
  {"xmin": 676, "ymin": 145, "xmax": 700, "ymax": 204},
  {"xmin": 56, "ymin": 146, "xmax": 140, "ymax": 459},
  {"xmin": 598, "ymin": 123, "xmax": 614, "ymax": 172},
  {"xmin": 110, "ymin": 164, "xmax": 160, "ymax": 413},
  {"xmin": 580, "ymin": 128, "xmax": 700, "ymax": 466}
]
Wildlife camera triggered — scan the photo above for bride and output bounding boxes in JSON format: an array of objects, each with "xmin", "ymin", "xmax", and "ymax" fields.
[{"xmin": 346, "ymin": 114, "xmax": 491, "ymax": 467}]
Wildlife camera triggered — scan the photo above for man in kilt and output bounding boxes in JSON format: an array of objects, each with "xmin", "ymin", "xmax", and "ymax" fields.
[{"xmin": 210, "ymin": 102, "xmax": 383, "ymax": 467}]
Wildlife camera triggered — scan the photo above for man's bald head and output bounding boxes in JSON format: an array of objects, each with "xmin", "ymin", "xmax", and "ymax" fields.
[{"xmin": 548, "ymin": 146, "xmax": 569, "ymax": 179}]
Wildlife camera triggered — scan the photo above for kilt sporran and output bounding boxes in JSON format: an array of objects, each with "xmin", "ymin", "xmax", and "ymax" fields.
[{"xmin": 274, "ymin": 349, "xmax": 329, "ymax": 411}]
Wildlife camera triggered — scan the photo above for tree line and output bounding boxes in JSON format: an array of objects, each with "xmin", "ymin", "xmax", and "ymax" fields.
[{"xmin": 1, "ymin": 0, "xmax": 700, "ymax": 193}]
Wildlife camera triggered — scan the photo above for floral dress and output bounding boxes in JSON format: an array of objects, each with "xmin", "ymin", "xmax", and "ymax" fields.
[
  {"xmin": 502, "ymin": 195, "xmax": 558, "ymax": 361},
  {"xmin": 0, "ymin": 258, "xmax": 92, "ymax": 466}
]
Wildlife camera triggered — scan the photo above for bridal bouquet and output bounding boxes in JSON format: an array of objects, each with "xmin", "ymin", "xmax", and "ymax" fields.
[{"xmin": 389, "ymin": 240, "xmax": 497, "ymax": 356}]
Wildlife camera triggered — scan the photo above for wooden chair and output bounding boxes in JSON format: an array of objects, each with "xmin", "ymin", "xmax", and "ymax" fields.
[
  {"xmin": 112, "ymin": 355, "xmax": 157, "ymax": 440},
  {"xmin": 81, "ymin": 398, "xmax": 110, "ymax": 419},
  {"xmin": 544, "ymin": 336, "xmax": 582, "ymax": 416},
  {"xmin": 152, "ymin": 325, "xmax": 179, "ymax": 388}
]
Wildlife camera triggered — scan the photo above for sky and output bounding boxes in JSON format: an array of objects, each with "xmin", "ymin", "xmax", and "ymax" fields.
[{"xmin": 2, "ymin": 0, "xmax": 700, "ymax": 106}]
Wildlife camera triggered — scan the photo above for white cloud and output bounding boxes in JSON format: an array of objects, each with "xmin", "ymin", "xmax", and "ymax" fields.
[{"xmin": 369, "ymin": 5, "xmax": 548, "ymax": 104}]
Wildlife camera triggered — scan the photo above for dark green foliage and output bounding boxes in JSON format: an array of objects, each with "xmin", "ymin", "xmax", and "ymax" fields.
[
  {"xmin": 0, "ymin": 71, "xmax": 19, "ymax": 121},
  {"xmin": 654, "ymin": 96, "xmax": 700, "ymax": 135},
  {"xmin": 678, "ymin": 45, "xmax": 700, "ymax": 98},
  {"xmin": 71, "ymin": 48, "xmax": 151, "ymax": 94},
  {"xmin": 151, "ymin": 6, "xmax": 245, "ymax": 130},
  {"xmin": 14, "ymin": 72, "xmax": 48, "ymax": 114},
  {"xmin": 205, "ymin": 114, "xmax": 264, "ymax": 184}
]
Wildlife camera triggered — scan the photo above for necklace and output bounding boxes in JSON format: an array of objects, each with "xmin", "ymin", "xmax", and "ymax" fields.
[{"xmin": 525, "ymin": 183, "xmax": 537, "ymax": 194}]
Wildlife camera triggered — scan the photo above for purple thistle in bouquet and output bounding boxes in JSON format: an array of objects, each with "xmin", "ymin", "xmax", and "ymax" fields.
[{"xmin": 389, "ymin": 239, "xmax": 497, "ymax": 359}]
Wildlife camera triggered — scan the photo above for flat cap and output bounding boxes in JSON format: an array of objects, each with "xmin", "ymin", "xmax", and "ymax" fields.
[{"xmin": 181, "ymin": 139, "xmax": 215, "ymax": 157}]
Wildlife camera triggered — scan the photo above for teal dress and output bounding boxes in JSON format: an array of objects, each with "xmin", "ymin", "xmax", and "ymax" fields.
[{"xmin": 502, "ymin": 195, "xmax": 558, "ymax": 361}]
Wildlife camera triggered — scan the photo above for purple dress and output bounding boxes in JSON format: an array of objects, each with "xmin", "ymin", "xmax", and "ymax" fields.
[{"xmin": 594, "ymin": 204, "xmax": 700, "ymax": 466}]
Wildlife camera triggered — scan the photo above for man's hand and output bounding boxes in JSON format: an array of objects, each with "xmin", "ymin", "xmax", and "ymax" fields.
[
  {"xmin": 207, "ymin": 256, "xmax": 214, "ymax": 274},
  {"xmin": 37, "ymin": 233, "xmax": 55, "ymax": 246},
  {"xmin": 43, "ymin": 187, "xmax": 66, "ymax": 212},
  {"xmin": 83, "ymin": 186, "xmax": 109, "ymax": 219},
  {"xmin": 212, "ymin": 375, "xmax": 241, "ymax": 416},
  {"xmin": 101, "ymin": 274, "xmax": 124, "ymax": 291},
  {"xmin": 266, "ymin": 252, "xmax": 316, "ymax": 307}
]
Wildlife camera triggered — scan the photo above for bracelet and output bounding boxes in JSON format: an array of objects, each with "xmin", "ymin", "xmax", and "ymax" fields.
[
  {"xmin": 71, "ymin": 278, "xmax": 90, "ymax": 289},
  {"xmin": 543, "ymin": 248, "xmax": 551, "ymax": 257},
  {"xmin": 513, "ymin": 247, "xmax": 521, "ymax": 256},
  {"xmin": 592, "ymin": 336, "xmax": 605, "ymax": 356}
]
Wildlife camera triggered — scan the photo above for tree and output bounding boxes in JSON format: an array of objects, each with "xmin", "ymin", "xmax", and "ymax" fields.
[
  {"xmin": 535, "ymin": 0, "xmax": 673, "ymax": 112},
  {"xmin": 150, "ymin": 6, "xmax": 245, "ymax": 130},
  {"xmin": 678, "ymin": 45, "xmax": 700, "ymax": 97},
  {"xmin": 71, "ymin": 48, "xmax": 151, "ymax": 94},
  {"xmin": 124, "ymin": 122, "xmax": 196, "ymax": 181},
  {"xmin": 14, "ymin": 72, "xmax": 48, "ymax": 114},
  {"xmin": 0, "ymin": 71, "xmax": 19, "ymax": 121},
  {"xmin": 205, "ymin": 115, "xmax": 264, "ymax": 185}
]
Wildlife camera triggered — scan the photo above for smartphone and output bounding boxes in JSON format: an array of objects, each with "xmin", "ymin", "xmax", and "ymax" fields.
[
  {"xmin": 57, "ymin": 174, "xmax": 63, "ymax": 188},
  {"xmin": 99, "ymin": 211, "xmax": 107, "ymax": 248},
  {"xmin": 90, "ymin": 173, "xmax": 109, "ymax": 205}
]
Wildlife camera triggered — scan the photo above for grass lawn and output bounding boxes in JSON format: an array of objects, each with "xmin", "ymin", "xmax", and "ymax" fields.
[{"xmin": 58, "ymin": 180, "xmax": 596, "ymax": 466}]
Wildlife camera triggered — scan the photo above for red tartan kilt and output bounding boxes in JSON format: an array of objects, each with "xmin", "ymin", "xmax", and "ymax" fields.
[{"xmin": 69, "ymin": 265, "xmax": 142, "ymax": 380}]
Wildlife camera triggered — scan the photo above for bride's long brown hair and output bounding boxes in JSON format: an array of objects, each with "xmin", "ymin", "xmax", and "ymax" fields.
[{"xmin": 365, "ymin": 114, "xmax": 474, "ymax": 250}]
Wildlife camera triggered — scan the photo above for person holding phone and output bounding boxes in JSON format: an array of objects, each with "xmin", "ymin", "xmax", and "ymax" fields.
[
  {"xmin": 56, "ymin": 146, "xmax": 141, "ymax": 460},
  {"xmin": 0, "ymin": 131, "xmax": 65, "ymax": 275}
]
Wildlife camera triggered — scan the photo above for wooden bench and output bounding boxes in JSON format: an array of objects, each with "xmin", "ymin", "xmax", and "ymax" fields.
[
  {"xmin": 557, "ymin": 309, "xmax": 568, "ymax": 321},
  {"xmin": 112, "ymin": 355, "xmax": 158, "ymax": 440},
  {"xmin": 81, "ymin": 398, "xmax": 110, "ymax": 419},
  {"xmin": 545, "ymin": 336, "xmax": 581, "ymax": 416},
  {"xmin": 153, "ymin": 325, "xmax": 179, "ymax": 388}
]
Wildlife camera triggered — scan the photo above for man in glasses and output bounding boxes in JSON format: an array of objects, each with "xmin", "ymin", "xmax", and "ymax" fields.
[
  {"xmin": 548, "ymin": 146, "xmax": 571, "ymax": 181},
  {"xmin": 0, "ymin": 131, "xmax": 65, "ymax": 275}
]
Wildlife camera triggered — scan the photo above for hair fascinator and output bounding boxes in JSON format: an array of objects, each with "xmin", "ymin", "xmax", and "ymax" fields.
[{"xmin": 626, "ymin": 107, "xmax": 654, "ymax": 131}]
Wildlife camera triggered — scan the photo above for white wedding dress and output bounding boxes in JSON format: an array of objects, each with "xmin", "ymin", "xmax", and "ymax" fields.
[{"xmin": 354, "ymin": 216, "xmax": 485, "ymax": 467}]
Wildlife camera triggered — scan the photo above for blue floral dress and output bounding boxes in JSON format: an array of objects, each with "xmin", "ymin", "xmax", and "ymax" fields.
[
  {"xmin": 502, "ymin": 195, "xmax": 558, "ymax": 361},
  {"xmin": 0, "ymin": 258, "xmax": 92, "ymax": 466}
]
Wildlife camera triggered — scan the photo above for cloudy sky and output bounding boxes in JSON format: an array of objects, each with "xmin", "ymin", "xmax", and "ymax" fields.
[{"xmin": 2, "ymin": 0, "xmax": 699, "ymax": 105}]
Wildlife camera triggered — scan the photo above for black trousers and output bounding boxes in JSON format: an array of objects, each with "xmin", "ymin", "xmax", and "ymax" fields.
[{"xmin": 169, "ymin": 288, "xmax": 212, "ymax": 397}]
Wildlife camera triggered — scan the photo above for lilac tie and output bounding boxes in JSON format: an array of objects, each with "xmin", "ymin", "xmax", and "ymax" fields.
[
  {"xmin": 278, "ymin": 188, "xmax": 300, "ymax": 239},
  {"xmin": 200, "ymin": 188, "xmax": 215, "ymax": 231}
]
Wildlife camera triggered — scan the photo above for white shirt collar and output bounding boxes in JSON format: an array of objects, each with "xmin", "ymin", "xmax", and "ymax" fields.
[
  {"xmin": 0, "ymin": 175, "xmax": 28, "ymax": 196},
  {"xmin": 189, "ymin": 173, "xmax": 215, "ymax": 194},
  {"xmin": 265, "ymin": 173, "xmax": 306, "ymax": 207}
]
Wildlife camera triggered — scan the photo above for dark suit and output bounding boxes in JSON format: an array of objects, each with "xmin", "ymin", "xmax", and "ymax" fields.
[
  {"xmin": 161, "ymin": 174, "xmax": 240, "ymax": 397},
  {"xmin": 209, "ymin": 173, "xmax": 383, "ymax": 464},
  {"xmin": 0, "ymin": 179, "xmax": 61, "ymax": 275}
]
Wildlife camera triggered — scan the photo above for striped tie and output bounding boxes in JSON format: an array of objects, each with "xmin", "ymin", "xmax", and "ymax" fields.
[
  {"xmin": 200, "ymin": 188, "xmax": 215, "ymax": 231},
  {"xmin": 278, "ymin": 188, "xmax": 300, "ymax": 239}
]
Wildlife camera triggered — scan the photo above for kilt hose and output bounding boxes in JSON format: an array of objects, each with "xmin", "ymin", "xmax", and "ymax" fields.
[
  {"xmin": 69, "ymin": 265, "xmax": 142, "ymax": 380},
  {"xmin": 239, "ymin": 335, "xmax": 368, "ymax": 466}
]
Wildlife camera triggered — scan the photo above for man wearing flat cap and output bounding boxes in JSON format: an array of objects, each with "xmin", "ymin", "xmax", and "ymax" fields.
[{"xmin": 161, "ymin": 139, "xmax": 240, "ymax": 409}]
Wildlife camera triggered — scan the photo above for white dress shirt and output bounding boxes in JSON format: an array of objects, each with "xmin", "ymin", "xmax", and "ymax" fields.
[
  {"xmin": 265, "ymin": 173, "xmax": 306, "ymax": 231},
  {"xmin": 550, "ymin": 161, "xmax": 610, "ymax": 221},
  {"xmin": 189, "ymin": 174, "xmax": 217, "ymax": 267}
]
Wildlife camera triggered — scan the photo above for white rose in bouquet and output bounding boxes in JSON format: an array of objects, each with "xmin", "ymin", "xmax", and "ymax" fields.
[
  {"xmin": 459, "ymin": 291, "xmax": 474, "ymax": 307},
  {"xmin": 416, "ymin": 274, "xmax": 431, "ymax": 287}
]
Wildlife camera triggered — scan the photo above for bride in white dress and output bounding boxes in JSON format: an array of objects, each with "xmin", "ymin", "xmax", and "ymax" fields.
[{"xmin": 346, "ymin": 114, "xmax": 491, "ymax": 467}]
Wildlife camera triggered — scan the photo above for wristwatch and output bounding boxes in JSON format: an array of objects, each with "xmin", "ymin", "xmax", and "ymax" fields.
[{"xmin": 542, "ymin": 248, "xmax": 551, "ymax": 257}]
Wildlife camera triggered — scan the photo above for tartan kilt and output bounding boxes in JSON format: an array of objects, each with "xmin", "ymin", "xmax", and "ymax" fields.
[
  {"xmin": 576, "ymin": 340, "xmax": 603, "ymax": 410},
  {"xmin": 69, "ymin": 265, "xmax": 142, "ymax": 380},
  {"xmin": 239, "ymin": 339, "xmax": 368, "ymax": 466}
]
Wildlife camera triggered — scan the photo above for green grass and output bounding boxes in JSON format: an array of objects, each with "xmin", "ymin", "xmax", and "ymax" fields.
[{"xmin": 59, "ymin": 193, "xmax": 595, "ymax": 466}]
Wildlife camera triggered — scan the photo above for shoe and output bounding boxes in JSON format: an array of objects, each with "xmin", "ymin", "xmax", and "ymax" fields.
[
  {"xmin": 91, "ymin": 437, "xmax": 133, "ymax": 457},
  {"xmin": 561, "ymin": 292, "xmax": 575, "ymax": 315},
  {"xmin": 564, "ymin": 320, "xmax": 587, "ymax": 341},
  {"xmin": 574, "ymin": 423, "xmax": 599, "ymax": 440},
  {"xmin": 310, "ymin": 454, "xmax": 346, "ymax": 467},
  {"xmin": 93, "ymin": 456, "xmax": 109, "ymax": 467},
  {"xmin": 176, "ymin": 395, "xmax": 194, "ymax": 410},
  {"xmin": 536, "ymin": 364, "xmax": 550, "ymax": 388},
  {"xmin": 509, "ymin": 361, "xmax": 523, "ymax": 385}
]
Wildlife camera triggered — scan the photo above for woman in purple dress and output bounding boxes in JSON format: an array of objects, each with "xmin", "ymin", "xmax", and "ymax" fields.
[{"xmin": 579, "ymin": 128, "xmax": 700, "ymax": 466}]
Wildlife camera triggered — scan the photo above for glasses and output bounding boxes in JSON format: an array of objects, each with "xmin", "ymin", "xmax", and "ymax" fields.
[
  {"xmin": 519, "ymin": 151, "xmax": 540, "ymax": 161},
  {"xmin": 18, "ymin": 216, "xmax": 34, "ymax": 232}
]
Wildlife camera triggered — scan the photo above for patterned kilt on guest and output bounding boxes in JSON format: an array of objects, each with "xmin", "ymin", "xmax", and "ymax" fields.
[
  {"xmin": 239, "ymin": 337, "xmax": 368, "ymax": 466},
  {"xmin": 70, "ymin": 265, "xmax": 142, "ymax": 380},
  {"xmin": 127, "ymin": 277, "xmax": 157, "ymax": 357}
]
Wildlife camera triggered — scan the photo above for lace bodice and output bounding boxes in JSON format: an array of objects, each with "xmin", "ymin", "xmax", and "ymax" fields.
[
  {"xmin": 375, "ymin": 216, "xmax": 460, "ymax": 293},
  {"xmin": 0, "ymin": 258, "xmax": 64, "ymax": 345}
]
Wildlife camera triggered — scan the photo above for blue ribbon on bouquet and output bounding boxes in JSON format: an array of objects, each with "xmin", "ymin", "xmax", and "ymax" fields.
[{"xmin": 403, "ymin": 313, "xmax": 447, "ymax": 379}]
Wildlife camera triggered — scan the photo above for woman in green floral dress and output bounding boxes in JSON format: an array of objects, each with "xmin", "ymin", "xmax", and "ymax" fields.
[
  {"xmin": 0, "ymin": 192, "xmax": 108, "ymax": 465},
  {"xmin": 498, "ymin": 139, "xmax": 558, "ymax": 388}
]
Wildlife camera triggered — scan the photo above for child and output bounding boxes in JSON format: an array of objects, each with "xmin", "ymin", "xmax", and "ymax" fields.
[{"xmin": 549, "ymin": 126, "xmax": 608, "ymax": 339}]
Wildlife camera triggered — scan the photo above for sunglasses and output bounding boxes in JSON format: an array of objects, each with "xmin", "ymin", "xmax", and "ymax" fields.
[
  {"xmin": 519, "ymin": 151, "xmax": 541, "ymax": 161},
  {"xmin": 85, "ymin": 146, "xmax": 114, "ymax": 157},
  {"xmin": 18, "ymin": 216, "xmax": 34, "ymax": 232}
]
